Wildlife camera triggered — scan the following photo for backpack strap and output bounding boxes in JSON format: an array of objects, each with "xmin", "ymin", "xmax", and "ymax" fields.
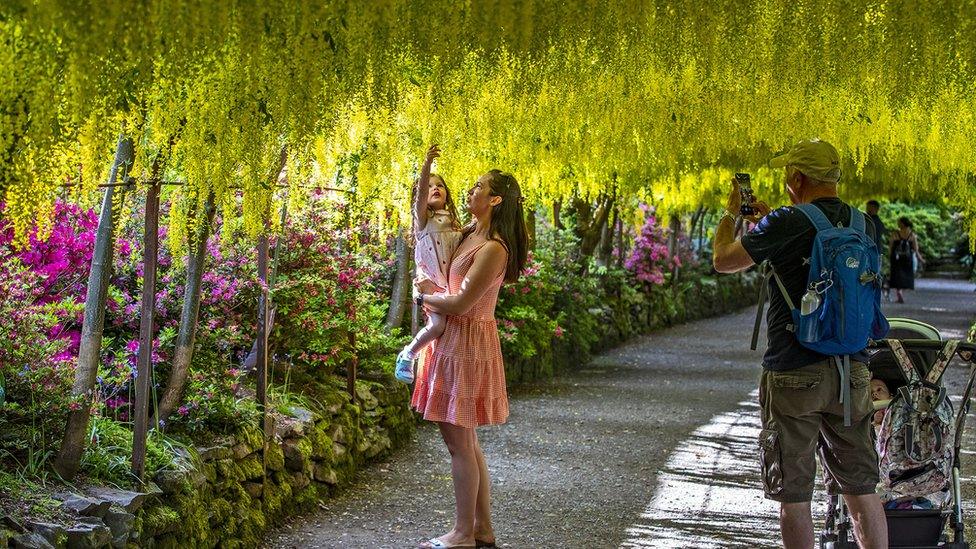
[
  {"xmin": 751, "ymin": 261, "xmax": 773, "ymax": 351},
  {"xmin": 793, "ymin": 203, "xmax": 834, "ymax": 232},
  {"xmin": 888, "ymin": 339, "xmax": 921, "ymax": 384},
  {"xmin": 924, "ymin": 340, "xmax": 959, "ymax": 385},
  {"xmin": 848, "ymin": 207, "xmax": 866, "ymax": 233},
  {"xmin": 833, "ymin": 355, "xmax": 854, "ymax": 427},
  {"xmin": 793, "ymin": 203, "xmax": 867, "ymax": 234},
  {"xmin": 750, "ymin": 261, "xmax": 799, "ymax": 350}
]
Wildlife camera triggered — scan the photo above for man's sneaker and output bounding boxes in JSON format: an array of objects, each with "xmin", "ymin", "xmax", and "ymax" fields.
[{"xmin": 394, "ymin": 350, "xmax": 414, "ymax": 383}]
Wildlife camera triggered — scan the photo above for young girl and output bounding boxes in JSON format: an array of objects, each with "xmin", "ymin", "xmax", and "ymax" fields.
[{"xmin": 395, "ymin": 144, "xmax": 463, "ymax": 383}]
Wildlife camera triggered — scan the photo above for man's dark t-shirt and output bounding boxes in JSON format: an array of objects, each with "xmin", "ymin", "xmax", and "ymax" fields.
[
  {"xmin": 741, "ymin": 197, "xmax": 876, "ymax": 371},
  {"xmin": 868, "ymin": 213, "xmax": 886, "ymax": 253}
]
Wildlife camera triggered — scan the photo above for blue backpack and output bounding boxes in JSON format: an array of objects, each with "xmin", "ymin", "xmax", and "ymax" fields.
[{"xmin": 752, "ymin": 203, "xmax": 889, "ymax": 425}]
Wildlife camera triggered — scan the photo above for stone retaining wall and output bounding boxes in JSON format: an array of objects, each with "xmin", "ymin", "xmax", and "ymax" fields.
[{"xmin": 1, "ymin": 378, "xmax": 414, "ymax": 549}]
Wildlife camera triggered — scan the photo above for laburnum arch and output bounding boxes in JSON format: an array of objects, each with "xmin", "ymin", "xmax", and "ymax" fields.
[{"xmin": 1, "ymin": 0, "xmax": 974, "ymax": 248}]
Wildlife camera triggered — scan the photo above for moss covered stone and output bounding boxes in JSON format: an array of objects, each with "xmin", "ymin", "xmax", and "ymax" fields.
[
  {"xmin": 209, "ymin": 498, "xmax": 232, "ymax": 525},
  {"xmin": 282, "ymin": 438, "xmax": 313, "ymax": 472},
  {"xmin": 237, "ymin": 454, "xmax": 265, "ymax": 481},
  {"xmin": 234, "ymin": 426, "xmax": 264, "ymax": 454},
  {"xmin": 322, "ymin": 389, "xmax": 350, "ymax": 415},
  {"xmin": 265, "ymin": 443, "xmax": 285, "ymax": 472},
  {"xmin": 354, "ymin": 382, "xmax": 380, "ymax": 410},
  {"xmin": 140, "ymin": 505, "xmax": 180, "ymax": 538},
  {"xmin": 306, "ymin": 426, "xmax": 334, "ymax": 461},
  {"xmin": 215, "ymin": 453, "xmax": 264, "ymax": 483}
]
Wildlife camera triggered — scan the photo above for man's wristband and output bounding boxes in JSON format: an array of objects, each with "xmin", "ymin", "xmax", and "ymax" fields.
[{"xmin": 721, "ymin": 210, "xmax": 738, "ymax": 224}]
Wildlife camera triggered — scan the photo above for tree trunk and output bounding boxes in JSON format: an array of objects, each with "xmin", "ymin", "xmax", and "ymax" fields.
[
  {"xmin": 553, "ymin": 199, "xmax": 564, "ymax": 230},
  {"xmin": 132, "ymin": 179, "xmax": 161, "ymax": 480},
  {"xmin": 155, "ymin": 192, "xmax": 216, "ymax": 425},
  {"xmin": 689, "ymin": 204, "xmax": 705, "ymax": 239},
  {"xmin": 615, "ymin": 215, "xmax": 626, "ymax": 268},
  {"xmin": 526, "ymin": 207, "xmax": 536, "ymax": 250},
  {"xmin": 54, "ymin": 135, "xmax": 134, "ymax": 480},
  {"xmin": 668, "ymin": 213, "xmax": 681, "ymax": 283},
  {"xmin": 575, "ymin": 191, "xmax": 615, "ymax": 259},
  {"xmin": 384, "ymin": 232, "xmax": 413, "ymax": 331},
  {"xmin": 597, "ymin": 206, "xmax": 618, "ymax": 266},
  {"xmin": 698, "ymin": 208, "xmax": 709, "ymax": 251}
]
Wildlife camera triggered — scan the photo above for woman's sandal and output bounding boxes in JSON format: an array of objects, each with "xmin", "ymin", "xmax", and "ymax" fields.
[
  {"xmin": 475, "ymin": 540, "xmax": 497, "ymax": 548},
  {"xmin": 417, "ymin": 538, "xmax": 476, "ymax": 549}
]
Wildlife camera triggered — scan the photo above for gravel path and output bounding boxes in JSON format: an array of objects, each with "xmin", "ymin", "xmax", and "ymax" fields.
[{"xmin": 264, "ymin": 277, "xmax": 975, "ymax": 548}]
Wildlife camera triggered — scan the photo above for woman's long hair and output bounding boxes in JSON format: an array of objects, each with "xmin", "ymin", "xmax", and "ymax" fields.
[
  {"xmin": 408, "ymin": 173, "xmax": 462, "ymax": 247},
  {"xmin": 483, "ymin": 169, "xmax": 528, "ymax": 283}
]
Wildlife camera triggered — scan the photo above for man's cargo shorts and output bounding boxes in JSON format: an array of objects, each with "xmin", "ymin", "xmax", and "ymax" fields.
[{"xmin": 758, "ymin": 359, "xmax": 879, "ymax": 503}]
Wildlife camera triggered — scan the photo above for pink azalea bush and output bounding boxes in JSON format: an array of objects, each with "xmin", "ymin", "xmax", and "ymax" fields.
[
  {"xmin": 0, "ymin": 191, "xmax": 401, "ymax": 454},
  {"xmin": 624, "ymin": 205, "xmax": 677, "ymax": 286},
  {"xmin": 271, "ymin": 193, "xmax": 401, "ymax": 380},
  {"xmin": 0, "ymin": 202, "xmax": 91, "ymax": 456},
  {"xmin": 495, "ymin": 251, "xmax": 559, "ymax": 362}
]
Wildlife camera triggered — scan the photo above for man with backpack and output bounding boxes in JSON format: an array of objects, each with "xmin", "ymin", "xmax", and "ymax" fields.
[{"xmin": 712, "ymin": 139, "xmax": 889, "ymax": 548}]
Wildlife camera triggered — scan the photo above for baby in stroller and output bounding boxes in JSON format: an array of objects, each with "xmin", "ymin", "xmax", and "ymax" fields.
[
  {"xmin": 822, "ymin": 318, "xmax": 976, "ymax": 549},
  {"xmin": 870, "ymin": 378, "xmax": 891, "ymax": 433},
  {"xmin": 869, "ymin": 375, "xmax": 940, "ymax": 511}
]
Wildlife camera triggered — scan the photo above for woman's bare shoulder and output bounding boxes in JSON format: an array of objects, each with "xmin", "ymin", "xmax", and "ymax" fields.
[
  {"xmin": 473, "ymin": 240, "xmax": 507, "ymax": 265},
  {"xmin": 481, "ymin": 239, "xmax": 508, "ymax": 256}
]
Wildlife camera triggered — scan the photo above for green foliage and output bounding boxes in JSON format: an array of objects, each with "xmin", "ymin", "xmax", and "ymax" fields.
[
  {"xmin": 496, "ymin": 254, "xmax": 558, "ymax": 362},
  {"xmin": 877, "ymin": 201, "xmax": 967, "ymax": 260},
  {"xmin": 0, "ymin": 469, "xmax": 69, "ymax": 524},
  {"xmin": 533, "ymin": 226, "xmax": 602, "ymax": 363},
  {"xmin": 0, "ymin": 263, "xmax": 77, "ymax": 474},
  {"xmin": 161, "ymin": 365, "xmax": 257, "ymax": 436},
  {"xmin": 79, "ymin": 416, "xmax": 187, "ymax": 487},
  {"xmin": 4, "ymin": 0, "xmax": 976, "ymax": 250}
]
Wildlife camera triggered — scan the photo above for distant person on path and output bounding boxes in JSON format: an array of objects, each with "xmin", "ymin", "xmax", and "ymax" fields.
[
  {"xmin": 712, "ymin": 139, "xmax": 888, "ymax": 549},
  {"xmin": 395, "ymin": 144, "xmax": 463, "ymax": 383},
  {"xmin": 865, "ymin": 200, "xmax": 890, "ymax": 300},
  {"xmin": 888, "ymin": 216, "xmax": 924, "ymax": 304},
  {"xmin": 412, "ymin": 169, "xmax": 528, "ymax": 549}
]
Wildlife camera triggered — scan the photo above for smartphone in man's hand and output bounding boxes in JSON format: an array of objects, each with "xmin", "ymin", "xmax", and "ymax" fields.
[{"xmin": 735, "ymin": 173, "xmax": 755, "ymax": 216}]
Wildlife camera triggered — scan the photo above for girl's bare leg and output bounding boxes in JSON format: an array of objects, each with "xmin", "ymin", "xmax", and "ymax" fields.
[{"xmin": 405, "ymin": 312, "xmax": 446, "ymax": 357}]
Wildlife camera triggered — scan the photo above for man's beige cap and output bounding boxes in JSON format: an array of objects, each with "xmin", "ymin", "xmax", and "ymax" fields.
[{"xmin": 769, "ymin": 138, "xmax": 842, "ymax": 183}]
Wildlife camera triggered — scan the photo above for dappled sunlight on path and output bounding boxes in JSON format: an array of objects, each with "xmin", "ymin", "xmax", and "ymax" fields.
[
  {"xmin": 623, "ymin": 277, "xmax": 974, "ymax": 547},
  {"xmin": 621, "ymin": 395, "xmax": 779, "ymax": 548}
]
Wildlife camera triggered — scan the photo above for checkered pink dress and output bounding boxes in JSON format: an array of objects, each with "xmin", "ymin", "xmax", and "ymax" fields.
[{"xmin": 411, "ymin": 241, "xmax": 509, "ymax": 428}]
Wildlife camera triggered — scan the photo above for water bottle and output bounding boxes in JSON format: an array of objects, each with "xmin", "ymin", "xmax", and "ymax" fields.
[
  {"xmin": 798, "ymin": 288, "xmax": 821, "ymax": 343},
  {"xmin": 800, "ymin": 288, "xmax": 821, "ymax": 316}
]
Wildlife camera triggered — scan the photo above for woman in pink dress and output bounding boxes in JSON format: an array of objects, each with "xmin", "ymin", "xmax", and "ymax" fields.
[{"xmin": 412, "ymin": 169, "xmax": 528, "ymax": 549}]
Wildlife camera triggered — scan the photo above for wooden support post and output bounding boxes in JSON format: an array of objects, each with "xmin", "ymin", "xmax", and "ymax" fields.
[
  {"xmin": 347, "ymin": 331, "xmax": 357, "ymax": 405},
  {"xmin": 256, "ymin": 233, "xmax": 270, "ymax": 435},
  {"xmin": 132, "ymin": 180, "xmax": 161, "ymax": 481}
]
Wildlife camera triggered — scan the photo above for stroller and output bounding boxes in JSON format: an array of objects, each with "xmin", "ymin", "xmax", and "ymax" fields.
[{"xmin": 821, "ymin": 318, "xmax": 976, "ymax": 548}]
